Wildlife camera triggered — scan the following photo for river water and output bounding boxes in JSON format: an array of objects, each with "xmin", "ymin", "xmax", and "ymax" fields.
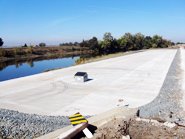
[{"xmin": 0, "ymin": 56, "xmax": 80, "ymax": 82}]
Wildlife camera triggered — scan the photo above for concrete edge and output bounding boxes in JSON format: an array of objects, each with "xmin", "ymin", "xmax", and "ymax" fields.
[
  {"xmin": 36, "ymin": 107, "xmax": 137, "ymax": 139},
  {"xmin": 138, "ymin": 48, "xmax": 180, "ymax": 120}
]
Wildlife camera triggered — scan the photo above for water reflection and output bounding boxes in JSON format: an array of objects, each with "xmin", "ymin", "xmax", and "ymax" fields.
[
  {"xmin": 0, "ymin": 55, "xmax": 78, "ymax": 71},
  {"xmin": 0, "ymin": 55, "xmax": 80, "ymax": 81}
]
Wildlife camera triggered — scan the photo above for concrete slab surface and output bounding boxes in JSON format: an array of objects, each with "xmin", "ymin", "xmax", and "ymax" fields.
[{"xmin": 0, "ymin": 49, "xmax": 177, "ymax": 116}]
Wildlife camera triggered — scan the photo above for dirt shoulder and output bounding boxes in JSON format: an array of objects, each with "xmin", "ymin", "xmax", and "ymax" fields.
[{"xmin": 87, "ymin": 117, "xmax": 185, "ymax": 139}]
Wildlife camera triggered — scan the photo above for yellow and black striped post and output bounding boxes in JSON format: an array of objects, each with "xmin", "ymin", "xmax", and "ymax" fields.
[
  {"xmin": 69, "ymin": 112, "xmax": 88, "ymax": 126},
  {"xmin": 68, "ymin": 112, "xmax": 93, "ymax": 138}
]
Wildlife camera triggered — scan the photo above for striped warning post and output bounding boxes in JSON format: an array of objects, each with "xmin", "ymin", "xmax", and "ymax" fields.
[
  {"xmin": 69, "ymin": 113, "xmax": 88, "ymax": 126},
  {"xmin": 68, "ymin": 113, "xmax": 93, "ymax": 138}
]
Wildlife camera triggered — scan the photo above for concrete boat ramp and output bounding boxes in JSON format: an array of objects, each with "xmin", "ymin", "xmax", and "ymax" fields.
[{"xmin": 0, "ymin": 49, "xmax": 177, "ymax": 116}]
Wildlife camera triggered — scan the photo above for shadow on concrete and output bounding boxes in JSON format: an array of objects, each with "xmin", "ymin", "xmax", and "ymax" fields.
[
  {"xmin": 85, "ymin": 79, "xmax": 93, "ymax": 82},
  {"xmin": 72, "ymin": 124, "xmax": 97, "ymax": 139}
]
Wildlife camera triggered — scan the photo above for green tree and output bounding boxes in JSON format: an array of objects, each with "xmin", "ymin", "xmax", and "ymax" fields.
[
  {"xmin": 112, "ymin": 38, "xmax": 119, "ymax": 52},
  {"xmin": 74, "ymin": 42, "xmax": 79, "ymax": 46},
  {"xmin": 101, "ymin": 32, "xmax": 114, "ymax": 53},
  {"xmin": 0, "ymin": 38, "xmax": 4, "ymax": 47},
  {"xmin": 88, "ymin": 37, "xmax": 100, "ymax": 52},
  {"xmin": 118, "ymin": 33, "xmax": 134, "ymax": 51},
  {"xmin": 22, "ymin": 43, "xmax": 28, "ymax": 47},
  {"xmin": 143, "ymin": 36, "xmax": 152, "ymax": 49},
  {"xmin": 80, "ymin": 37, "xmax": 101, "ymax": 53},
  {"xmin": 39, "ymin": 43, "xmax": 46, "ymax": 47},
  {"xmin": 80, "ymin": 40, "xmax": 88, "ymax": 47},
  {"xmin": 134, "ymin": 33, "xmax": 145, "ymax": 50},
  {"xmin": 160, "ymin": 39, "xmax": 168, "ymax": 48},
  {"xmin": 152, "ymin": 35, "xmax": 163, "ymax": 48},
  {"xmin": 0, "ymin": 38, "xmax": 5, "ymax": 57},
  {"xmin": 103, "ymin": 32, "xmax": 113, "ymax": 42},
  {"xmin": 118, "ymin": 37, "xmax": 127, "ymax": 51}
]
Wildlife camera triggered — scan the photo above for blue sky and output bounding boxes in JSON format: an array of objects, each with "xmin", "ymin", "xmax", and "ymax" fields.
[{"xmin": 0, "ymin": 0, "xmax": 185, "ymax": 46}]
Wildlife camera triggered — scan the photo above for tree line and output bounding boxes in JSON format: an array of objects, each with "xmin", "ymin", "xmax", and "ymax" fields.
[
  {"xmin": 79, "ymin": 32, "xmax": 175, "ymax": 54},
  {"xmin": 22, "ymin": 43, "xmax": 46, "ymax": 48},
  {"xmin": 0, "ymin": 32, "xmax": 175, "ymax": 57},
  {"xmin": 0, "ymin": 38, "xmax": 47, "ymax": 48}
]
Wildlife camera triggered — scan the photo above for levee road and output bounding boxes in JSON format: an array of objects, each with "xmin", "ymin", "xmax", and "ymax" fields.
[{"xmin": 0, "ymin": 49, "xmax": 177, "ymax": 116}]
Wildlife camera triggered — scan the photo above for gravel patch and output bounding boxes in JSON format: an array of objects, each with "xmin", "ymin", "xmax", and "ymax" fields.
[
  {"xmin": 0, "ymin": 109, "xmax": 70, "ymax": 139},
  {"xmin": 139, "ymin": 49, "xmax": 185, "ymax": 125}
]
